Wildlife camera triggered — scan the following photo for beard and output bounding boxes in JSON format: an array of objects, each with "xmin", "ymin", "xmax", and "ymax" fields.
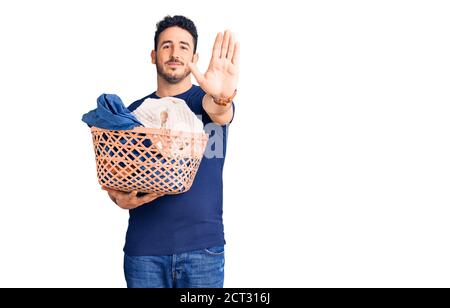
[{"xmin": 156, "ymin": 56, "xmax": 191, "ymax": 84}]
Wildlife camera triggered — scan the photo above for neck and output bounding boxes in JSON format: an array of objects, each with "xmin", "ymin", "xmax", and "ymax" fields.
[{"xmin": 155, "ymin": 76, "xmax": 193, "ymax": 97}]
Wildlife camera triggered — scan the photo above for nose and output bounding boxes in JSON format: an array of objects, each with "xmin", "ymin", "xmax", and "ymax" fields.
[{"xmin": 170, "ymin": 46, "xmax": 181, "ymax": 60}]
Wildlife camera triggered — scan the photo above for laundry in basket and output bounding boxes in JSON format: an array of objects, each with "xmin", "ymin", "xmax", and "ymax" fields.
[{"xmin": 83, "ymin": 94, "xmax": 208, "ymax": 194}]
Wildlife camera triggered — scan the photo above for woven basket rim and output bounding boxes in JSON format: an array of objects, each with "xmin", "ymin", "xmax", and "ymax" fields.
[{"xmin": 91, "ymin": 126, "xmax": 208, "ymax": 140}]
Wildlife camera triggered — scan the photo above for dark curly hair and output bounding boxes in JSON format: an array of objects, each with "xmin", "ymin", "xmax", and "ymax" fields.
[{"xmin": 154, "ymin": 15, "xmax": 198, "ymax": 53}]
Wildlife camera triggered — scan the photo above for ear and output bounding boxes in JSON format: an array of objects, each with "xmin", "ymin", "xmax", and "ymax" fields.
[
  {"xmin": 151, "ymin": 50, "xmax": 156, "ymax": 64},
  {"xmin": 192, "ymin": 53, "xmax": 199, "ymax": 64}
]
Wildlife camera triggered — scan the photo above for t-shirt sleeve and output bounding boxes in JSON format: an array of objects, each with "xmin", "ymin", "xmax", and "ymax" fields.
[{"xmin": 184, "ymin": 87, "xmax": 211, "ymax": 126}]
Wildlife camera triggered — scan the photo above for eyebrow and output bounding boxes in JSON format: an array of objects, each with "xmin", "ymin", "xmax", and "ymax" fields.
[
  {"xmin": 180, "ymin": 41, "xmax": 191, "ymax": 47},
  {"xmin": 160, "ymin": 40, "xmax": 191, "ymax": 48}
]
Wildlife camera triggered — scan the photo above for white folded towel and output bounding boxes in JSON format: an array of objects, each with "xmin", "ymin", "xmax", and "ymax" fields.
[{"xmin": 131, "ymin": 97, "xmax": 204, "ymax": 134}]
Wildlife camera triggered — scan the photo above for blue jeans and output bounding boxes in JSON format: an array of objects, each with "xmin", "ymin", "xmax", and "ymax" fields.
[{"xmin": 124, "ymin": 245, "xmax": 225, "ymax": 288}]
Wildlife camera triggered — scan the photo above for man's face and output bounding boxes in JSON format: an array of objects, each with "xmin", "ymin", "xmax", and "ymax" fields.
[{"xmin": 152, "ymin": 26, "xmax": 196, "ymax": 84}]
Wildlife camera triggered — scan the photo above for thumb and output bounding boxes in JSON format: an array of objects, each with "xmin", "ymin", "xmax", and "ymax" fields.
[
  {"xmin": 188, "ymin": 62, "xmax": 205, "ymax": 85},
  {"xmin": 129, "ymin": 190, "xmax": 138, "ymax": 197}
]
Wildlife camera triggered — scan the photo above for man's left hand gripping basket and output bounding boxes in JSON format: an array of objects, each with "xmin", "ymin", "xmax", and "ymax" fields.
[{"xmin": 90, "ymin": 126, "xmax": 209, "ymax": 194}]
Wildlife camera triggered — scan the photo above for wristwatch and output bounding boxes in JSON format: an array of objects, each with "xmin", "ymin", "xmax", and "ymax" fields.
[{"xmin": 212, "ymin": 89, "xmax": 237, "ymax": 106}]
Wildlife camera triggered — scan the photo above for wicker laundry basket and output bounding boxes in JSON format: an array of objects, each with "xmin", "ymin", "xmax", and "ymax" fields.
[{"xmin": 90, "ymin": 126, "xmax": 209, "ymax": 194}]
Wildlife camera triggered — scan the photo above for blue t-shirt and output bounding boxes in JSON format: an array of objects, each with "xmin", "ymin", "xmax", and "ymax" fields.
[{"xmin": 124, "ymin": 85, "xmax": 233, "ymax": 256}]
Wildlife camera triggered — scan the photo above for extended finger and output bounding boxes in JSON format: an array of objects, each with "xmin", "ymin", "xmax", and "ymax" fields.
[
  {"xmin": 127, "ymin": 190, "xmax": 139, "ymax": 204},
  {"xmin": 232, "ymin": 41, "xmax": 240, "ymax": 65},
  {"xmin": 226, "ymin": 32, "xmax": 235, "ymax": 60},
  {"xmin": 221, "ymin": 30, "xmax": 230, "ymax": 59},
  {"xmin": 212, "ymin": 32, "xmax": 223, "ymax": 60}
]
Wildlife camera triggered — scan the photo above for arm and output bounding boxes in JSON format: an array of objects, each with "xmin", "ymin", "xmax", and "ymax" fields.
[
  {"xmin": 188, "ymin": 30, "xmax": 239, "ymax": 125},
  {"xmin": 202, "ymin": 94, "xmax": 233, "ymax": 126}
]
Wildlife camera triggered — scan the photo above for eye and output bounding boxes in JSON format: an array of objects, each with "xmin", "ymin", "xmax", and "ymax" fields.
[{"xmin": 181, "ymin": 46, "xmax": 188, "ymax": 50}]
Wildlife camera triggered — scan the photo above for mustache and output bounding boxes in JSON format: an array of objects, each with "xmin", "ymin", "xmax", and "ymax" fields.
[{"xmin": 166, "ymin": 58, "xmax": 184, "ymax": 65}]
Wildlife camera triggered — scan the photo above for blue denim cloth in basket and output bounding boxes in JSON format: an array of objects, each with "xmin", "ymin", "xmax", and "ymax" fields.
[{"xmin": 82, "ymin": 94, "xmax": 142, "ymax": 130}]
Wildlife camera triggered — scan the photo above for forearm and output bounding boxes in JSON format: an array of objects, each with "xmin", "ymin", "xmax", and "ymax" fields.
[{"xmin": 202, "ymin": 94, "xmax": 234, "ymax": 125}]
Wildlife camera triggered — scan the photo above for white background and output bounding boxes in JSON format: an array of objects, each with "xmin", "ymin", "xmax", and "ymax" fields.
[{"xmin": 0, "ymin": 0, "xmax": 449, "ymax": 287}]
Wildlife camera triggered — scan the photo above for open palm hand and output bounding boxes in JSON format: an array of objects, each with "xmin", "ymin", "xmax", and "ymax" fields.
[{"xmin": 188, "ymin": 30, "xmax": 240, "ymax": 99}]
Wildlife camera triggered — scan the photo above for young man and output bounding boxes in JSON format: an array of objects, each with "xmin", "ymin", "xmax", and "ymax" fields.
[{"xmin": 103, "ymin": 15, "xmax": 239, "ymax": 288}]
